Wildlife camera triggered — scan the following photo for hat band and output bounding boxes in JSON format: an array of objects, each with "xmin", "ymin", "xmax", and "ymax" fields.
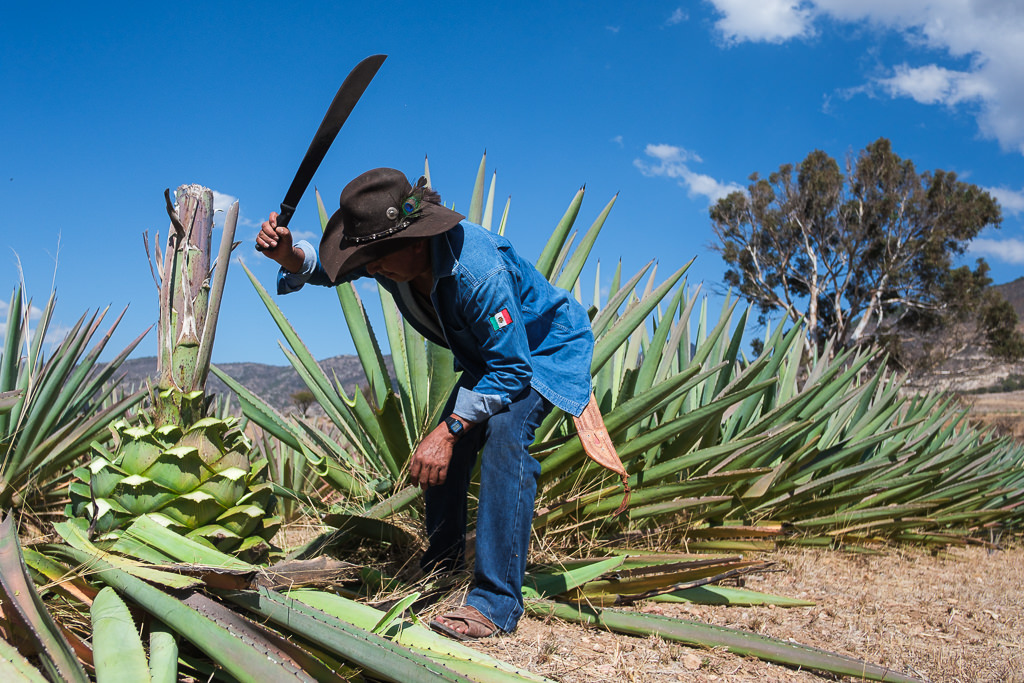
[{"xmin": 342, "ymin": 219, "xmax": 412, "ymax": 246}]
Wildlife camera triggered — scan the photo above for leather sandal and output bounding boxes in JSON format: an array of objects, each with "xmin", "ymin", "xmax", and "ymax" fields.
[{"xmin": 429, "ymin": 605, "xmax": 499, "ymax": 641}]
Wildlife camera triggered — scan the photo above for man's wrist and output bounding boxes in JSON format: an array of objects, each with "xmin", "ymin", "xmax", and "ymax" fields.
[
  {"xmin": 280, "ymin": 246, "xmax": 305, "ymax": 273},
  {"xmin": 443, "ymin": 415, "xmax": 468, "ymax": 440}
]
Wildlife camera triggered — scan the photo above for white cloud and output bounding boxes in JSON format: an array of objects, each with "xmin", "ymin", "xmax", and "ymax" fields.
[
  {"xmin": 635, "ymin": 143, "xmax": 744, "ymax": 203},
  {"xmin": 708, "ymin": 0, "xmax": 816, "ymax": 44},
  {"xmin": 666, "ymin": 8, "xmax": 689, "ymax": 26},
  {"xmin": 970, "ymin": 237, "xmax": 1024, "ymax": 264},
  {"xmin": 212, "ymin": 190, "xmax": 238, "ymax": 228},
  {"xmin": 986, "ymin": 186, "xmax": 1024, "ymax": 215},
  {"xmin": 606, "ymin": 25, "xmax": 621, "ymax": 34},
  {"xmin": 705, "ymin": 0, "xmax": 1024, "ymax": 154},
  {"xmin": 876, "ymin": 63, "xmax": 995, "ymax": 106},
  {"xmin": 611, "ymin": 135, "xmax": 624, "ymax": 147}
]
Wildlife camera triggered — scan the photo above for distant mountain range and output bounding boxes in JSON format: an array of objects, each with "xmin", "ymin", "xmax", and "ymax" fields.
[
  {"xmin": 116, "ymin": 279, "xmax": 1023, "ymax": 412},
  {"xmin": 117, "ymin": 355, "xmax": 393, "ymax": 414},
  {"xmin": 994, "ymin": 277, "xmax": 1024, "ymax": 325}
]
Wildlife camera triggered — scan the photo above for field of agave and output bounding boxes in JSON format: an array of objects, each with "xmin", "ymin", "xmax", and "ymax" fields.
[{"xmin": 1, "ymin": 156, "xmax": 1021, "ymax": 682}]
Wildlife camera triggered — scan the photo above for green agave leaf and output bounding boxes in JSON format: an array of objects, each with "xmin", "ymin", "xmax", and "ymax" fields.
[
  {"xmin": 0, "ymin": 515, "xmax": 89, "ymax": 683},
  {"xmin": 555, "ymin": 193, "xmax": 618, "ymax": 291},
  {"xmin": 91, "ymin": 587, "xmax": 152, "ymax": 683},
  {"xmin": 526, "ymin": 601, "xmax": 922, "ymax": 683},
  {"xmin": 0, "ymin": 635, "xmax": 48, "ymax": 683},
  {"xmin": 148, "ymin": 622, "xmax": 178, "ymax": 683},
  {"xmin": 468, "ymin": 151, "xmax": 487, "ymax": 224},
  {"xmin": 285, "ymin": 589, "xmax": 555, "ymax": 683},
  {"xmin": 0, "ymin": 389, "xmax": 23, "ymax": 414},
  {"xmin": 56, "ymin": 546, "xmax": 314, "ymax": 683},
  {"xmin": 52, "ymin": 519, "xmax": 206, "ymax": 589},
  {"xmin": 119, "ymin": 514, "xmax": 255, "ymax": 570},
  {"xmin": 651, "ymin": 585, "xmax": 815, "ymax": 607},
  {"xmin": 523, "ymin": 555, "xmax": 625, "ymax": 599},
  {"xmin": 182, "ymin": 592, "xmax": 344, "ymax": 682},
  {"xmin": 372, "ymin": 592, "xmax": 420, "ymax": 635},
  {"xmin": 535, "ymin": 187, "xmax": 584, "ymax": 280},
  {"xmin": 224, "ymin": 586, "xmax": 477, "ymax": 683}
]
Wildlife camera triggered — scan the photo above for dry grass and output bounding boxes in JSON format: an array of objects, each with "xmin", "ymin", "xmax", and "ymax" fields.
[
  {"xmin": 464, "ymin": 544, "xmax": 1024, "ymax": 682},
  {"xmin": 961, "ymin": 389, "xmax": 1024, "ymax": 440}
]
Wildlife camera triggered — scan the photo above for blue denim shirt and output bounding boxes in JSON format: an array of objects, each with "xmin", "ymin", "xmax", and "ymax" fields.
[{"xmin": 278, "ymin": 220, "xmax": 594, "ymax": 421}]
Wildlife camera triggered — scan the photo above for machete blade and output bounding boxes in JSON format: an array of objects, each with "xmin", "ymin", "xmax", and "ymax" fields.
[{"xmin": 257, "ymin": 54, "xmax": 386, "ymax": 251}]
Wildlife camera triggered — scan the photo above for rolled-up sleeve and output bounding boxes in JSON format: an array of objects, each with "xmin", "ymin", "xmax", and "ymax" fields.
[{"xmin": 277, "ymin": 240, "xmax": 348, "ymax": 293}]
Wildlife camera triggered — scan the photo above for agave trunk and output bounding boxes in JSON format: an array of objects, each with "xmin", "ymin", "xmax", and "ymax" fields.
[{"xmin": 68, "ymin": 187, "xmax": 278, "ymax": 560}]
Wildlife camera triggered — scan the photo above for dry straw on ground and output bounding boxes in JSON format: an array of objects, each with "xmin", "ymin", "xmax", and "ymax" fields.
[{"xmin": 469, "ymin": 544, "xmax": 1023, "ymax": 683}]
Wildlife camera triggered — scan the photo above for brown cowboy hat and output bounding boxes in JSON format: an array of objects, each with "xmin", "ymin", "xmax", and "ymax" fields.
[{"xmin": 319, "ymin": 168, "xmax": 464, "ymax": 280}]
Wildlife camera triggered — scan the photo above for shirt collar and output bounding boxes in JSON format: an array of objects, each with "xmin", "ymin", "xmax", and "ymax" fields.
[{"xmin": 429, "ymin": 220, "xmax": 463, "ymax": 282}]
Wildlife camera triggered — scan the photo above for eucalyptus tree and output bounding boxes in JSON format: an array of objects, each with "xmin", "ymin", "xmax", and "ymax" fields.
[{"xmin": 709, "ymin": 137, "xmax": 1020, "ymax": 363}]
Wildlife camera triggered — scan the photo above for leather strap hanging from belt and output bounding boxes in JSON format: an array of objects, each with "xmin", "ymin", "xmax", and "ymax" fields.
[{"xmin": 571, "ymin": 392, "xmax": 630, "ymax": 516}]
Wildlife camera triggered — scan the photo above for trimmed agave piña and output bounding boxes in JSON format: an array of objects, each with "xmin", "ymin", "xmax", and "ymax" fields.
[{"xmin": 67, "ymin": 186, "xmax": 279, "ymax": 560}]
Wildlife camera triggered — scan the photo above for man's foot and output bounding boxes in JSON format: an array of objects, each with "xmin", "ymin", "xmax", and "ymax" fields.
[{"xmin": 429, "ymin": 605, "xmax": 500, "ymax": 641}]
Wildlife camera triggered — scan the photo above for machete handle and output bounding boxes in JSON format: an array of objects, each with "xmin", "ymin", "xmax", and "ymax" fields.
[{"xmin": 254, "ymin": 204, "xmax": 296, "ymax": 252}]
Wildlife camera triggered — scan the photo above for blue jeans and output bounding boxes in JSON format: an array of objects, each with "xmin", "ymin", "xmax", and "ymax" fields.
[{"xmin": 421, "ymin": 383, "xmax": 551, "ymax": 632}]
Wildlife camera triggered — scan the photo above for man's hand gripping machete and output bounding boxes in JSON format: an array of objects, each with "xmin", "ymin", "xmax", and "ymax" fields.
[{"xmin": 256, "ymin": 54, "xmax": 386, "ymax": 251}]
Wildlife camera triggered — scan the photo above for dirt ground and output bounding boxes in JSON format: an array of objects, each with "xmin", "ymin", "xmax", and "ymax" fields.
[
  {"xmin": 960, "ymin": 390, "xmax": 1024, "ymax": 440},
  {"xmin": 462, "ymin": 543, "xmax": 1023, "ymax": 683}
]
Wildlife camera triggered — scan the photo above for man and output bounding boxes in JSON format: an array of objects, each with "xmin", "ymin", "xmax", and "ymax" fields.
[{"xmin": 257, "ymin": 167, "xmax": 595, "ymax": 639}]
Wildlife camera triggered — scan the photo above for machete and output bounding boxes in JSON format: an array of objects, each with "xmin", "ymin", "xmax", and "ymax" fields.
[{"xmin": 256, "ymin": 53, "xmax": 386, "ymax": 250}]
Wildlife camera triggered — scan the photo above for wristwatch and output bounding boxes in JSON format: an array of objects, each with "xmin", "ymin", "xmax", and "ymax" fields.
[{"xmin": 444, "ymin": 415, "xmax": 465, "ymax": 439}]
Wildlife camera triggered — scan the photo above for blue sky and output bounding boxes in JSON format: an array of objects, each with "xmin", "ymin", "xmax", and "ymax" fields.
[{"xmin": 3, "ymin": 1, "xmax": 1024, "ymax": 364}]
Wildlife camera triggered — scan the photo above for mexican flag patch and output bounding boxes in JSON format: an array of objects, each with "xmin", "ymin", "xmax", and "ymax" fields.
[{"xmin": 488, "ymin": 308, "xmax": 512, "ymax": 330}]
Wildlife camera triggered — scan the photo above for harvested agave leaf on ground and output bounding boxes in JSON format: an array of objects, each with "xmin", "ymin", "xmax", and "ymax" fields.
[
  {"xmin": 254, "ymin": 556, "xmax": 362, "ymax": 589},
  {"xmin": 51, "ymin": 520, "xmax": 204, "ymax": 591},
  {"xmin": 650, "ymin": 584, "xmax": 815, "ymax": 607},
  {"xmin": 526, "ymin": 600, "xmax": 923, "ymax": 683},
  {"xmin": 277, "ymin": 588, "xmax": 556, "ymax": 683}
]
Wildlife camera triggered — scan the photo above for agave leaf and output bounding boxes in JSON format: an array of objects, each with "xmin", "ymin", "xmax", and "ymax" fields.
[
  {"xmin": 482, "ymin": 170, "xmax": 497, "ymax": 230},
  {"xmin": 0, "ymin": 515, "xmax": 89, "ymax": 683},
  {"xmin": 52, "ymin": 520, "xmax": 204, "ymax": 590},
  {"xmin": 182, "ymin": 592, "xmax": 343, "ymax": 682},
  {"xmin": 91, "ymin": 587, "xmax": 152, "ymax": 683},
  {"xmin": 147, "ymin": 622, "xmax": 178, "ymax": 683},
  {"xmin": 535, "ymin": 187, "xmax": 585, "ymax": 280},
  {"xmin": 0, "ymin": 635, "xmax": 48, "ymax": 683},
  {"xmin": 526, "ymin": 601, "xmax": 922, "ymax": 683},
  {"xmin": 0, "ymin": 389, "xmax": 22, "ymax": 414},
  {"xmin": 555, "ymin": 193, "xmax": 618, "ymax": 291},
  {"xmin": 56, "ymin": 546, "xmax": 316, "ymax": 683},
  {"xmin": 522, "ymin": 555, "xmax": 625, "ymax": 599},
  {"xmin": 224, "ymin": 586, "xmax": 477, "ymax": 683},
  {"xmin": 371, "ymin": 592, "xmax": 420, "ymax": 635},
  {"xmin": 651, "ymin": 585, "xmax": 815, "ymax": 607},
  {"xmin": 468, "ymin": 152, "xmax": 487, "ymax": 224},
  {"xmin": 286, "ymin": 589, "xmax": 555, "ymax": 683},
  {"xmin": 591, "ymin": 260, "xmax": 691, "ymax": 374},
  {"xmin": 21, "ymin": 548, "xmax": 97, "ymax": 605},
  {"xmin": 118, "ymin": 514, "xmax": 254, "ymax": 571}
]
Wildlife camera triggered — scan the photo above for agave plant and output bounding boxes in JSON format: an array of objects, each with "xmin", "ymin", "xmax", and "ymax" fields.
[
  {"xmin": 67, "ymin": 186, "xmax": 279, "ymax": 560},
  {"xmin": 219, "ymin": 153, "xmax": 1024, "ymax": 553},
  {"xmin": 1, "ymin": 511, "xmax": 924, "ymax": 683},
  {"xmin": 0, "ymin": 285, "xmax": 146, "ymax": 516}
]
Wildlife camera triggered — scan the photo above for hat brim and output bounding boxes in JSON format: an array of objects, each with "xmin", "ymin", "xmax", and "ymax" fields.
[{"xmin": 319, "ymin": 202, "xmax": 465, "ymax": 281}]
